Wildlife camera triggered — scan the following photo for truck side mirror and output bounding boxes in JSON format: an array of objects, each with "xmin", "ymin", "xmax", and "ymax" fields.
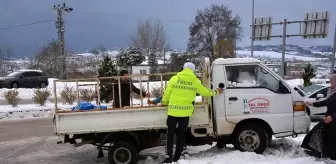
[
  {"xmin": 316, "ymin": 94, "xmax": 324, "ymax": 100},
  {"xmin": 218, "ymin": 83, "xmax": 225, "ymax": 89}
]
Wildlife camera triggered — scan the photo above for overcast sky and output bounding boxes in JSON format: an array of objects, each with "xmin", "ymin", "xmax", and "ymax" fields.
[{"xmin": 0, "ymin": 0, "xmax": 334, "ymax": 56}]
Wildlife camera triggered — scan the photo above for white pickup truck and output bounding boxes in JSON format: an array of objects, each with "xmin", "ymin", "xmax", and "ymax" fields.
[{"xmin": 54, "ymin": 58, "xmax": 310, "ymax": 164}]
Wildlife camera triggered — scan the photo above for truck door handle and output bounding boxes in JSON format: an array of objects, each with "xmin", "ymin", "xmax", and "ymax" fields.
[{"xmin": 229, "ymin": 97, "xmax": 238, "ymax": 101}]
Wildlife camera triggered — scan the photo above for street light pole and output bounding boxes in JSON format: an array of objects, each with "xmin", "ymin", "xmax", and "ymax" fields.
[
  {"xmin": 53, "ymin": 3, "xmax": 73, "ymax": 79},
  {"xmin": 251, "ymin": 0, "xmax": 255, "ymax": 58}
]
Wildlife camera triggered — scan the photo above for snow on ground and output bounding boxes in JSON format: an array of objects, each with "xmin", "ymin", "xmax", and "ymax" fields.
[
  {"xmin": 2, "ymin": 129, "xmax": 334, "ymax": 164},
  {"xmin": 237, "ymin": 51, "xmax": 327, "ymax": 61}
]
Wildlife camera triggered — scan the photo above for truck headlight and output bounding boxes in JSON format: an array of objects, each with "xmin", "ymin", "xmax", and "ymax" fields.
[{"xmin": 293, "ymin": 101, "xmax": 306, "ymax": 112}]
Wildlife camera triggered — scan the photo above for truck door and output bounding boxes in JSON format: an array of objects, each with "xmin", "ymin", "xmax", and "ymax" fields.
[{"xmin": 216, "ymin": 64, "xmax": 294, "ymax": 135}]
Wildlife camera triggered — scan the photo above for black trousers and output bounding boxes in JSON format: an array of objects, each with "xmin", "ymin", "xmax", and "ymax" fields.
[{"xmin": 166, "ymin": 115, "xmax": 189, "ymax": 160}]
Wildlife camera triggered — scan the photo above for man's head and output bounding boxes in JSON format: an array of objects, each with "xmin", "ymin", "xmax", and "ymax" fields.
[
  {"xmin": 183, "ymin": 62, "xmax": 196, "ymax": 72},
  {"xmin": 119, "ymin": 70, "xmax": 129, "ymax": 81}
]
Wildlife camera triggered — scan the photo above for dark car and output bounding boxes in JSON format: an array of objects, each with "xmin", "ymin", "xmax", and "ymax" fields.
[{"xmin": 0, "ymin": 70, "xmax": 49, "ymax": 88}]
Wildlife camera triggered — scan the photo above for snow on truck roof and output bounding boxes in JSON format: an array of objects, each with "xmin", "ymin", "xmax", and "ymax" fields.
[{"xmin": 212, "ymin": 58, "xmax": 261, "ymax": 65}]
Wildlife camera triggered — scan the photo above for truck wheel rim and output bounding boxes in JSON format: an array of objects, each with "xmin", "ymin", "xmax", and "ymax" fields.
[
  {"xmin": 113, "ymin": 147, "xmax": 131, "ymax": 164},
  {"xmin": 238, "ymin": 130, "xmax": 260, "ymax": 152}
]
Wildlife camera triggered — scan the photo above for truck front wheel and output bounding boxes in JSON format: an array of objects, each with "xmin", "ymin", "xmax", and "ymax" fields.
[
  {"xmin": 108, "ymin": 141, "xmax": 137, "ymax": 164},
  {"xmin": 232, "ymin": 123, "xmax": 268, "ymax": 154}
]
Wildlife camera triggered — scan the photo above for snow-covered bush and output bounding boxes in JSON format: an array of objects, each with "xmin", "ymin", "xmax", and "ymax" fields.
[
  {"xmin": 32, "ymin": 89, "xmax": 51, "ymax": 106},
  {"xmin": 60, "ymin": 86, "xmax": 76, "ymax": 105},
  {"xmin": 79, "ymin": 88, "xmax": 95, "ymax": 102},
  {"xmin": 2, "ymin": 89, "xmax": 21, "ymax": 107}
]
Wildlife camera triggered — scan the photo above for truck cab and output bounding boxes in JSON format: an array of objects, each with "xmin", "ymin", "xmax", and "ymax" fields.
[{"xmin": 204, "ymin": 58, "xmax": 310, "ymax": 153}]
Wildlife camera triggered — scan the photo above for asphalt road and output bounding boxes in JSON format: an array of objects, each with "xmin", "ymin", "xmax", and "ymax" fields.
[
  {"xmin": 0, "ymin": 118, "xmax": 108, "ymax": 164},
  {"xmin": 0, "ymin": 118, "xmax": 54, "ymax": 142},
  {"xmin": 0, "ymin": 119, "xmax": 151, "ymax": 164}
]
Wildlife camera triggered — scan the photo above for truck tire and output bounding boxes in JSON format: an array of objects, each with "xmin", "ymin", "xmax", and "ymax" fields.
[
  {"xmin": 232, "ymin": 123, "xmax": 268, "ymax": 154},
  {"xmin": 108, "ymin": 141, "xmax": 137, "ymax": 164}
]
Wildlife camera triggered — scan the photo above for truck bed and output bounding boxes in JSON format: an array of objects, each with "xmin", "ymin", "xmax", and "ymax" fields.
[{"xmin": 54, "ymin": 104, "xmax": 210, "ymax": 135}]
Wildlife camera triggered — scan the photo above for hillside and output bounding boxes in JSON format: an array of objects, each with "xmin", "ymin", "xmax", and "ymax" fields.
[{"xmin": 238, "ymin": 45, "xmax": 333, "ymax": 58}]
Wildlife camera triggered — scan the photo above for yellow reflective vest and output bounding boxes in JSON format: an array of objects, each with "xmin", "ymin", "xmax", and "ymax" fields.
[{"xmin": 162, "ymin": 68, "xmax": 219, "ymax": 117}]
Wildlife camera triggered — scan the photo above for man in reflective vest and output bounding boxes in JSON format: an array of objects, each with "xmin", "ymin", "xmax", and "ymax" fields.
[{"xmin": 161, "ymin": 62, "xmax": 223, "ymax": 163}]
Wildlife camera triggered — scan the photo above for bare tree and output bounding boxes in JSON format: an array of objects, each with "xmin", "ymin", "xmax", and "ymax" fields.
[
  {"xmin": 31, "ymin": 39, "xmax": 69, "ymax": 78},
  {"xmin": 132, "ymin": 19, "xmax": 167, "ymax": 56},
  {"xmin": 132, "ymin": 20, "xmax": 167, "ymax": 74},
  {"xmin": 188, "ymin": 4, "xmax": 243, "ymax": 62},
  {"xmin": 0, "ymin": 45, "xmax": 14, "ymax": 76}
]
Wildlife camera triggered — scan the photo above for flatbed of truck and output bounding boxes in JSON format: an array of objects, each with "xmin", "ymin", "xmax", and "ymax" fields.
[{"xmin": 54, "ymin": 103, "xmax": 211, "ymax": 135}]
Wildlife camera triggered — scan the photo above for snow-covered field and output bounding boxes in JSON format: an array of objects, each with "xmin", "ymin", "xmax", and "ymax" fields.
[{"xmin": 237, "ymin": 51, "xmax": 327, "ymax": 61}]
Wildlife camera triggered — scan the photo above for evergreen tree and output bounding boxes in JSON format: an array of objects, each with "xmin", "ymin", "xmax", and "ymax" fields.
[
  {"xmin": 98, "ymin": 55, "xmax": 118, "ymax": 103},
  {"xmin": 302, "ymin": 63, "xmax": 316, "ymax": 87},
  {"xmin": 116, "ymin": 46, "xmax": 145, "ymax": 71},
  {"xmin": 148, "ymin": 52, "xmax": 158, "ymax": 80}
]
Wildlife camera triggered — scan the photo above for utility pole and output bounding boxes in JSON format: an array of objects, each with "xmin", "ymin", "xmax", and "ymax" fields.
[
  {"xmin": 53, "ymin": 3, "xmax": 73, "ymax": 79},
  {"xmin": 330, "ymin": 25, "xmax": 336, "ymax": 74},
  {"xmin": 163, "ymin": 48, "xmax": 166, "ymax": 71},
  {"xmin": 280, "ymin": 19, "xmax": 287, "ymax": 77},
  {"xmin": 251, "ymin": 0, "xmax": 255, "ymax": 58}
]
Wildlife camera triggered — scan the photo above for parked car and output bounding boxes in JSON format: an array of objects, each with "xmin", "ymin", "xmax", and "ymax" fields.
[
  {"xmin": 0, "ymin": 70, "xmax": 49, "ymax": 89},
  {"xmin": 302, "ymin": 84, "xmax": 329, "ymax": 119}
]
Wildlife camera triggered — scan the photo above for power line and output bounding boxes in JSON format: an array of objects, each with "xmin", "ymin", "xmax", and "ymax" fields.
[{"xmin": 0, "ymin": 20, "xmax": 53, "ymax": 31}]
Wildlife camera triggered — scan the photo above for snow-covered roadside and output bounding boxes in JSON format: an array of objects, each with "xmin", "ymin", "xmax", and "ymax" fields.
[{"xmin": 138, "ymin": 133, "xmax": 334, "ymax": 164}]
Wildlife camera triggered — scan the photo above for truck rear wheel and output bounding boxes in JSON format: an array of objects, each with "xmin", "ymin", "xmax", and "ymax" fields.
[
  {"xmin": 232, "ymin": 123, "xmax": 268, "ymax": 154},
  {"xmin": 108, "ymin": 141, "xmax": 137, "ymax": 164}
]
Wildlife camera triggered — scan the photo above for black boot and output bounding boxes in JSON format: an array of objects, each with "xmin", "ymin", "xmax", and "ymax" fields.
[
  {"xmin": 304, "ymin": 150, "xmax": 321, "ymax": 158},
  {"xmin": 162, "ymin": 156, "xmax": 173, "ymax": 164},
  {"xmin": 173, "ymin": 153, "xmax": 181, "ymax": 163}
]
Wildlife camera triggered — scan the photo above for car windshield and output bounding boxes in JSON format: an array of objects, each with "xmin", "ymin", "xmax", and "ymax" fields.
[
  {"xmin": 303, "ymin": 85, "xmax": 325, "ymax": 95},
  {"xmin": 7, "ymin": 72, "xmax": 21, "ymax": 77}
]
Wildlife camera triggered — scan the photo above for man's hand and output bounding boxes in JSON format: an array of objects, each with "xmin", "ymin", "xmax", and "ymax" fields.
[
  {"xmin": 324, "ymin": 116, "xmax": 333, "ymax": 124},
  {"xmin": 217, "ymin": 88, "xmax": 223, "ymax": 94},
  {"xmin": 147, "ymin": 99, "xmax": 157, "ymax": 105}
]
